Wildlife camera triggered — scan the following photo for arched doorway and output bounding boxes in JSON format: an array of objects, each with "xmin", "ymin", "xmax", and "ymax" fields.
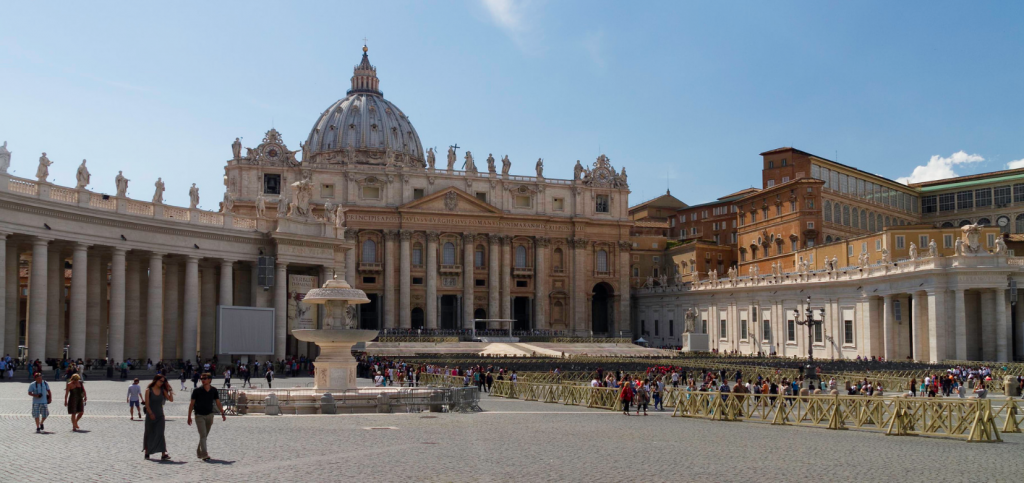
[
  {"xmin": 591, "ymin": 282, "xmax": 614, "ymax": 334},
  {"xmin": 473, "ymin": 308, "xmax": 487, "ymax": 331},
  {"xmin": 411, "ymin": 308, "xmax": 424, "ymax": 329}
]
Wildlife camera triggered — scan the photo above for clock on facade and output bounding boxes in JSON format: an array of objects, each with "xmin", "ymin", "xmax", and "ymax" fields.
[{"xmin": 997, "ymin": 215, "xmax": 1010, "ymax": 227}]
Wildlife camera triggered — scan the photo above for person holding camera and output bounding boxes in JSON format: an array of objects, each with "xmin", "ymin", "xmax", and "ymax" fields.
[{"xmin": 28, "ymin": 372, "xmax": 51, "ymax": 433}]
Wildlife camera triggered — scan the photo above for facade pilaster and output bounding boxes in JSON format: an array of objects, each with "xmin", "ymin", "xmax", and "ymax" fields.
[
  {"xmin": 926, "ymin": 289, "xmax": 946, "ymax": 363},
  {"xmin": 199, "ymin": 264, "xmax": 217, "ymax": 360},
  {"xmin": 3, "ymin": 241, "xmax": 16, "ymax": 357},
  {"xmin": 146, "ymin": 253, "xmax": 164, "ymax": 361},
  {"xmin": 488, "ymin": 234, "xmax": 500, "ymax": 323},
  {"xmin": 500, "ymin": 236, "xmax": 511, "ymax": 320},
  {"xmin": 618, "ymin": 241, "xmax": 631, "ymax": 337},
  {"xmin": 163, "ymin": 259, "xmax": 180, "ymax": 360},
  {"xmin": 953, "ymin": 289, "xmax": 967, "ymax": 361},
  {"xmin": 108, "ymin": 248, "xmax": 127, "ymax": 363},
  {"xmin": 462, "ymin": 233, "xmax": 474, "ymax": 329},
  {"xmin": 980, "ymin": 290, "xmax": 995, "ymax": 361},
  {"xmin": 383, "ymin": 230, "xmax": 397, "ymax": 329},
  {"xmin": 345, "ymin": 229, "xmax": 358, "ymax": 285},
  {"xmin": 68, "ymin": 243, "xmax": 89, "ymax": 360},
  {"xmin": 274, "ymin": 262, "xmax": 287, "ymax": 360},
  {"xmin": 426, "ymin": 231, "xmax": 438, "ymax": 329},
  {"xmin": 182, "ymin": 256, "xmax": 199, "ymax": 363},
  {"xmin": 911, "ymin": 293, "xmax": 924, "ymax": 361},
  {"xmin": 399, "ymin": 230, "xmax": 411, "ymax": 329},
  {"xmin": 534, "ymin": 237, "xmax": 548, "ymax": 330}
]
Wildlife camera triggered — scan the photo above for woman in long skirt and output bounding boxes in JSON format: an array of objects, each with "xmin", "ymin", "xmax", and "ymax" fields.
[{"xmin": 143, "ymin": 374, "xmax": 174, "ymax": 460}]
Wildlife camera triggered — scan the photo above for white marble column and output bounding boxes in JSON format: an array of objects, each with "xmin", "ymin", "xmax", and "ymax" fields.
[
  {"xmin": 462, "ymin": 233, "xmax": 475, "ymax": 329},
  {"xmin": 146, "ymin": 253, "xmax": 164, "ymax": 362},
  {"xmin": 426, "ymin": 231, "xmax": 438, "ymax": 329},
  {"xmin": 399, "ymin": 230, "xmax": 411, "ymax": 329},
  {"xmin": 68, "ymin": 243, "xmax": 88, "ymax": 360},
  {"xmin": 383, "ymin": 230, "xmax": 397, "ymax": 329},
  {"xmin": 218, "ymin": 260, "xmax": 233, "ymax": 358},
  {"xmin": 163, "ymin": 260, "xmax": 179, "ymax": 360},
  {"xmin": 995, "ymin": 288, "xmax": 1008, "ymax": 362},
  {"xmin": 200, "ymin": 264, "xmax": 216, "ymax": 360},
  {"xmin": 85, "ymin": 251, "xmax": 101, "ymax": 360},
  {"xmin": 910, "ymin": 293, "xmax": 924, "ymax": 361},
  {"xmin": 28, "ymin": 239, "xmax": 50, "ymax": 361},
  {"xmin": 954, "ymin": 289, "xmax": 967, "ymax": 361},
  {"xmin": 123, "ymin": 256, "xmax": 141, "ymax": 360},
  {"xmin": 99, "ymin": 255, "xmax": 109, "ymax": 359},
  {"xmin": 926, "ymin": 290, "xmax": 945, "ymax": 363},
  {"xmin": 500, "ymin": 236, "xmax": 511, "ymax": 320},
  {"xmin": 46, "ymin": 246, "xmax": 64, "ymax": 359},
  {"xmin": 980, "ymin": 290, "xmax": 996, "ymax": 361},
  {"xmin": 108, "ymin": 248, "xmax": 127, "ymax": 363},
  {"xmin": 182, "ymin": 256, "xmax": 199, "ymax": 363},
  {"xmin": 274, "ymin": 262, "xmax": 287, "ymax": 361},
  {"xmin": 1016, "ymin": 288, "xmax": 1024, "ymax": 362},
  {"xmin": 0, "ymin": 234, "xmax": 6, "ymax": 358},
  {"xmin": 534, "ymin": 237, "xmax": 548, "ymax": 329},
  {"xmin": 618, "ymin": 241, "xmax": 631, "ymax": 337},
  {"xmin": 6, "ymin": 241, "xmax": 21, "ymax": 358},
  {"xmin": 487, "ymin": 235, "xmax": 500, "ymax": 322}
]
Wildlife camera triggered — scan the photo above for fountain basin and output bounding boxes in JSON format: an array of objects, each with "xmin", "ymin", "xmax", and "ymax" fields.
[{"xmin": 293, "ymin": 329, "xmax": 377, "ymax": 390}]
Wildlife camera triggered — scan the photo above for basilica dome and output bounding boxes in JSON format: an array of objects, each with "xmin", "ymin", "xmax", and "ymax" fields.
[{"xmin": 304, "ymin": 47, "xmax": 424, "ymax": 166}]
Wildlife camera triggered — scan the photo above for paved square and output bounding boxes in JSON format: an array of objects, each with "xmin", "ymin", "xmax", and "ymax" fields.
[{"xmin": 1, "ymin": 377, "xmax": 1022, "ymax": 482}]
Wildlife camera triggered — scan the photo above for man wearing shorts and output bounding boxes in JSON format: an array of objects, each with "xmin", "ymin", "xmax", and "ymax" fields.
[
  {"xmin": 127, "ymin": 378, "xmax": 143, "ymax": 420},
  {"xmin": 29, "ymin": 372, "xmax": 50, "ymax": 433}
]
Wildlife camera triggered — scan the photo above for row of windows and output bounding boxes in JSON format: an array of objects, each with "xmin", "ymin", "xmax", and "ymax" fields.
[
  {"xmin": 921, "ymin": 185, "xmax": 1023, "ymax": 214},
  {"xmin": 811, "ymin": 165, "xmax": 918, "ymax": 214},
  {"xmin": 692, "ymin": 311, "xmax": 853, "ymax": 345},
  {"xmin": 823, "ymin": 200, "xmax": 909, "ymax": 231},
  {"xmin": 361, "ymin": 240, "xmax": 617, "ymax": 272},
  {"xmin": 738, "ymin": 195, "xmax": 812, "ymax": 225}
]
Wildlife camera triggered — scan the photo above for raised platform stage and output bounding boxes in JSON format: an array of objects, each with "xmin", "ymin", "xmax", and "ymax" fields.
[{"xmin": 363, "ymin": 341, "xmax": 677, "ymax": 358}]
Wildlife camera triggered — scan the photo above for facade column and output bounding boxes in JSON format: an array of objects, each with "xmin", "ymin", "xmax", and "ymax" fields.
[
  {"xmin": 0, "ymin": 235, "xmax": 6, "ymax": 358},
  {"xmin": 345, "ymin": 229, "xmax": 357, "ymax": 286},
  {"xmin": 200, "ymin": 264, "xmax": 216, "ymax": 360},
  {"xmin": 399, "ymin": 230, "xmax": 411, "ymax": 329},
  {"xmin": 995, "ymin": 288, "xmax": 1008, "ymax": 362},
  {"xmin": 28, "ymin": 239, "xmax": 50, "ymax": 361},
  {"xmin": 500, "ymin": 236, "xmax": 511, "ymax": 320},
  {"xmin": 980, "ymin": 291, "xmax": 996, "ymax": 361},
  {"xmin": 218, "ymin": 260, "xmax": 233, "ymax": 360},
  {"xmin": 425, "ymin": 231, "xmax": 438, "ymax": 329},
  {"xmin": 926, "ymin": 289, "xmax": 946, "ymax": 363},
  {"xmin": 124, "ymin": 255, "xmax": 141, "ymax": 360},
  {"xmin": 249, "ymin": 261, "xmax": 260, "ymax": 308},
  {"xmin": 571, "ymin": 237, "xmax": 588, "ymax": 335},
  {"xmin": 99, "ymin": 255, "xmax": 109, "ymax": 358},
  {"xmin": 68, "ymin": 243, "xmax": 88, "ymax": 361},
  {"xmin": 4, "ymin": 241, "xmax": 17, "ymax": 357},
  {"xmin": 1016, "ymin": 286, "xmax": 1024, "ymax": 362},
  {"xmin": 46, "ymin": 246, "xmax": 61, "ymax": 359},
  {"xmin": 85, "ymin": 251, "xmax": 102, "ymax": 360},
  {"xmin": 534, "ymin": 237, "xmax": 548, "ymax": 330},
  {"xmin": 954, "ymin": 289, "xmax": 967, "ymax": 361},
  {"xmin": 182, "ymin": 257, "xmax": 200, "ymax": 363},
  {"xmin": 910, "ymin": 293, "xmax": 924, "ymax": 361},
  {"xmin": 163, "ymin": 260, "xmax": 179, "ymax": 360},
  {"xmin": 274, "ymin": 262, "xmax": 287, "ymax": 361},
  {"xmin": 383, "ymin": 230, "xmax": 397, "ymax": 329},
  {"xmin": 108, "ymin": 248, "xmax": 127, "ymax": 363},
  {"xmin": 146, "ymin": 253, "xmax": 164, "ymax": 362},
  {"xmin": 487, "ymin": 234, "xmax": 500, "ymax": 323},
  {"xmin": 882, "ymin": 295, "xmax": 894, "ymax": 361},
  {"xmin": 462, "ymin": 233, "xmax": 474, "ymax": 329},
  {"xmin": 618, "ymin": 241, "xmax": 631, "ymax": 337}
]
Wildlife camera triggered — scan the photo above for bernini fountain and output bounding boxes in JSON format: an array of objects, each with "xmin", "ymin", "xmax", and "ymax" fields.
[{"xmin": 291, "ymin": 275, "xmax": 374, "ymax": 391}]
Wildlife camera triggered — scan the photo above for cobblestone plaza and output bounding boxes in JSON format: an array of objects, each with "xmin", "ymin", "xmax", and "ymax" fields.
[{"xmin": 1, "ymin": 377, "xmax": 1022, "ymax": 482}]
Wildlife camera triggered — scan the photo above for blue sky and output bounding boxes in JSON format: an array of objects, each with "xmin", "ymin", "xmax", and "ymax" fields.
[{"xmin": 1, "ymin": 1, "xmax": 1022, "ymax": 208}]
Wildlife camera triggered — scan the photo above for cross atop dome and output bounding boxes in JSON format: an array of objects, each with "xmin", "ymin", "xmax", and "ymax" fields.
[{"xmin": 349, "ymin": 45, "xmax": 380, "ymax": 95}]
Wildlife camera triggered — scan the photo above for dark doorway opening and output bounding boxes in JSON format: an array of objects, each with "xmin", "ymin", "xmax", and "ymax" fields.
[
  {"xmin": 440, "ymin": 295, "xmax": 458, "ymax": 330},
  {"xmin": 473, "ymin": 308, "xmax": 487, "ymax": 330},
  {"xmin": 512, "ymin": 297, "xmax": 530, "ymax": 331},
  {"xmin": 592, "ymin": 283, "xmax": 613, "ymax": 334},
  {"xmin": 360, "ymin": 293, "xmax": 380, "ymax": 330},
  {"xmin": 411, "ymin": 307, "xmax": 425, "ymax": 329}
]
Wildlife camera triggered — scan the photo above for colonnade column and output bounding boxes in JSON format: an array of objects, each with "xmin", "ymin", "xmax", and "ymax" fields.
[
  {"xmin": 425, "ymin": 231, "xmax": 438, "ymax": 329},
  {"xmin": 488, "ymin": 235, "xmax": 500, "ymax": 323},
  {"xmin": 910, "ymin": 293, "xmax": 924, "ymax": 361},
  {"xmin": 146, "ymin": 253, "xmax": 164, "ymax": 362},
  {"xmin": 273, "ymin": 262, "xmax": 287, "ymax": 361},
  {"xmin": 46, "ymin": 246, "xmax": 61, "ymax": 358},
  {"xmin": 85, "ymin": 251, "xmax": 101, "ymax": 360},
  {"xmin": 28, "ymin": 239, "xmax": 50, "ymax": 361},
  {"xmin": 383, "ymin": 230, "xmax": 397, "ymax": 329},
  {"xmin": 124, "ymin": 256, "xmax": 141, "ymax": 360},
  {"xmin": 534, "ymin": 237, "xmax": 548, "ymax": 330},
  {"xmin": 399, "ymin": 230, "xmax": 411, "ymax": 329},
  {"xmin": 462, "ymin": 233, "xmax": 474, "ymax": 329},
  {"xmin": 3, "ymin": 240, "xmax": 17, "ymax": 357},
  {"xmin": 980, "ymin": 291, "xmax": 995, "ymax": 361},
  {"xmin": 163, "ymin": 260, "xmax": 180, "ymax": 360},
  {"xmin": 500, "ymin": 236, "xmax": 511, "ymax": 320},
  {"xmin": 218, "ymin": 260, "xmax": 234, "ymax": 359},
  {"xmin": 0, "ymin": 234, "xmax": 6, "ymax": 357},
  {"xmin": 68, "ymin": 243, "xmax": 88, "ymax": 360},
  {"xmin": 199, "ymin": 264, "xmax": 216, "ymax": 359},
  {"xmin": 182, "ymin": 256, "xmax": 199, "ymax": 363},
  {"xmin": 953, "ymin": 289, "xmax": 967, "ymax": 361},
  {"xmin": 108, "ymin": 248, "xmax": 127, "ymax": 363},
  {"xmin": 926, "ymin": 290, "xmax": 946, "ymax": 363},
  {"xmin": 995, "ymin": 288, "xmax": 1008, "ymax": 362}
]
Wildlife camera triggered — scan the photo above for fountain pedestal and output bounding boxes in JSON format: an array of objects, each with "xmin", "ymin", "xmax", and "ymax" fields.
[{"xmin": 292, "ymin": 329, "xmax": 377, "ymax": 390}]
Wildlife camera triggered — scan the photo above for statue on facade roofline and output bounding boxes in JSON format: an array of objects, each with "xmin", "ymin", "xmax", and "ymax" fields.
[
  {"xmin": 75, "ymin": 160, "xmax": 90, "ymax": 189},
  {"xmin": 232, "ymin": 137, "xmax": 242, "ymax": 160},
  {"xmin": 255, "ymin": 192, "xmax": 266, "ymax": 218},
  {"xmin": 221, "ymin": 191, "xmax": 234, "ymax": 213},
  {"xmin": 463, "ymin": 151, "xmax": 477, "ymax": 174},
  {"xmin": 574, "ymin": 160, "xmax": 584, "ymax": 180},
  {"xmin": 535, "ymin": 158, "xmax": 544, "ymax": 178},
  {"xmin": 0, "ymin": 141, "xmax": 10, "ymax": 173},
  {"xmin": 501, "ymin": 155, "xmax": 511, "ymax": 176},
  {"xmin": 287, "ymin": 173, "xmax": 314, "ymax": 218},
  {"xmin": 189, "ymin": 183, "xmax": 200, "ymax": 209},
  {"xmin": 487, "ymin": 153, "xmax": 496, "ymax": 174},
  {"xmin": 426, "ymin": 147, "xmax": 436, "ymax": 169},
  {"xmin": 961, "ymin": 224, "xmax": 982, "ymax": 253},
  {"xmin": 36, "ymin": 152, "xmax": 52, "ymax": 182},
  {"xmin": 115, "ymin": 171, "xmax": 129, "ymax": 197},
  {"xmin": 335, "ymin": 204, "xmax": 346, "ymax": 228},
  {"xmin": 446, "ymin": 146, "xmax": 456, "ymax": 172},
  {"xmin": 153, "ymin": 178, "xmax": 164, "ymax": 204},
  {"xmin": 954, "ymin": 238, "xmax": 965, "ymax": 256}
]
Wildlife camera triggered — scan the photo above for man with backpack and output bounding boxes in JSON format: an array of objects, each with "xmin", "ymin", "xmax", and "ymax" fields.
[{"xmin": 28, "ymin": 372, "xmax": 51, "ymax": 433}]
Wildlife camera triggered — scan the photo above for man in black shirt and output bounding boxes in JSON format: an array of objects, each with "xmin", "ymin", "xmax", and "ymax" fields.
[{"xmin": 187, "ymin": 373, "xmax": 225, "ymax": 461}]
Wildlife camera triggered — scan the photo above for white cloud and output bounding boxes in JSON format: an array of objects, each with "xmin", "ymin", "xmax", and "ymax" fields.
[
  {"xmin": 582, "ymin": 31, "xmax": 606, "ymax": 69},
  {"xmin": 481, "ymin": 0, "xmax": 541, "ymax": 52},
  {"xmin": 895, "ymin": 151, "xmax": 984, "ymax": 185},
  {"xmin": 1007, "ymin": 158, "xmax": 1024, "ymax": 169}
]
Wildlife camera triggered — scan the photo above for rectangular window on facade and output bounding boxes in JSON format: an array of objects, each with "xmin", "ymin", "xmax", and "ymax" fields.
[
  {"xmin": 876, "ymin": 240, "xmax": 882, "ymax": 251},
  {"xmin": 476, "ymin": 192, "xmax": 487, "ymax": 202},
  {"xmin": 814, "ymin": 321, "xmax": 823, "ymax": 343},
  {"xmin": 412, "ymin": 277, "xmax": 423, "ymax": 285},
  {"xmin": 720, "ymin": 319, "xmax": 727, "ymax": 339},
  {"xmin": 896, "ymin": 236, "xmax": 905, "ymax": 249},
  {"xmin": 956, "ymin": 190, "xmax": 973, "ymax": 210},
  {"xmin": 807, "ymin": 222, "xmax": 814, "ymax": 229},
  {"xmin": 553, "ymin": 197, "xmax": 564, "ymax": 211},
  {"xmin": 1015, "ymin": 184, "xmax": 1024, "ymax": 203},
  {"xmin": 362, "ymin": 186, "xmax": 381, "ymax": 199},
  {"xmin": 791, "ymin": 240, "xmax": 797, "ymax": 252},
  {"xmin": 776, "ymin": 205, "xmax": 782, "ymax": 216},
  {"xmin": 787, "ymin": 318, "xmax": 796, "ymax": 342},
  {"xmin": 844, "ymin": 319, "xmax": 854, "ymax": 344},
  {"xmin": 848, "ymin": 245, "xmax": 853, "ymax": 257},
  {"xmin": 413, "ymin": 188, "xmax": 425, "ymax": 200},
  {"xmin": 741, "ymin": 318, "xmax": 748, "ymax": 340},
  {"xmin": 669, "ymin": 320, "xmax": 674, "ymax": 337},
  {"xmin": 321, "ymin": 184, "xmax": 335, "ymax": 198},
  {"xmin": 988, "ymin": 234, "xmax": 996, "ymax": 248},
  {"xmin": 976, "ymin": 188, "xmax": 992, "ymax": 208},
  {"xmin": 652, "ymin": 256, "xmax": 660, "ymax": 262},
  {"xmin": 763, "ymin": 319, "xmax": 771, "ymax": 342},
  {"xmin": 516, "ymin": 195, "xmax": 532, "ymax": 208},
  {"xmin": 782, "ymin": 176, "xmax": 790, "ymax": 183},
  {"xmin": 413, "ymin": 247, "xmax": 423, "ymax": 266},
  {"xmin": 767, "ymin": 179, "xmax": 775, "ymax": 187},
  {"xmin": 920, "ymin": 235, "xmax": 929, "ymax": 248},
  {"xmin": 994, "ymin": 186, "xmax": 1012, "ymax": 206},
  {"xmin": 740, "ymin": 251, "xmax": 746, "ymax": 262},
  {"xmin": 938, "ymin": 193, "xmax": 955, "ymax": 212},
  {"xmin": 921, "ymin": 195, "xmax": 937, "ymax": 213},
  {"xmin": 857, "ymin": 178, "xmax": 865, "ymax": 197},
  {"xmin": 730, "ymin": 232, "xmax": 737, "ymax": 244},
  {"xmin": 632, "ymin": 267, "xmax": 639, "ymax": 277},
  {"xmin": 944, "ymin": 234, "xmax": 953, "ymax": 248},
  {"xmin": 363, "ymin": 276, "xmax": 376, "ymax": 284},
  {"xmin": 475, "ymin": 279, "xmax": 486, "ymax": 287},
  {"xmin": 515, "ymin": 280, "xmax": 528, "ymax": 288},
  {"xmin": 595, "ymin": 194, "xmax": 609, "ymax": 213}
]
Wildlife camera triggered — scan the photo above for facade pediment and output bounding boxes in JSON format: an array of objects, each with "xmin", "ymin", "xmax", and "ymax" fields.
[{"xmin": 398, "ymin": 187, "xmax": 502, "ymax": 215}]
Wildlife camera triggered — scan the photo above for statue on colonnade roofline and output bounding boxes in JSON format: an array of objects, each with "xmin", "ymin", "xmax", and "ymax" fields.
[
  {"xmin": 221, "ymin": 191, "xmax": 234, "ymax": 213},
  {"xmin": 961, "ymin": 224, "xmax": 982, "ymax": 253},
  {"xmin": 255, "ymin": 192, "xmax": 266, "ymax": 218},
  {"xmin": 153, "ymin": 178, "xmax": 164, "ymax": 204},
  {"xmin": 36, "ymin": 152, "xmax": 52, "ymax": 182},
  {"xmin": 75, "ymin": 159, "xmax": 90, "ymax": 189},
  {"xmin": 115, "ymin": 171, "xmax": 129, "ymax": 197},
  {"xmin": 189, "ymin": 183, "xmax": 200, "ymax": 209},
  {"xmin": 881, "ymin": 247, "xmax": 891, "ymax": 264},
  {"xmin": 426, "ymin": 147, "xmax": 436, "ymax": 169},
  {"xmin": 501, "ymin": 155, "xmax": 511, "ymax": 176},
  {"xmin": 928, "ymin": 239, "xmax": 938, "ymax": 258},
  {"xmin": 832, "ymin": 256, "xmax": 838, "ymax": 271},
  {"xmin": 994, "ymin": 236, "xmax": 1008, "ymax": 255},
  {"xmin": 908, "ymin": 242, "xmax": 918, "ymax": 261},
  {"xmin": 232, "ymin": 137, "xmax": 242, "ymax": 160},
  {"xmin": 0, "ymin": 141, "xmax": 12, "ymax": 173}
]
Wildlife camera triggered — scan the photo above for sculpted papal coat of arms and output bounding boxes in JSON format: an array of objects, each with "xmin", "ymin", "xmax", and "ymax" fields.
[{"xmin": 444, "ymin": 191, "xmax": 459, "ymax": 211}]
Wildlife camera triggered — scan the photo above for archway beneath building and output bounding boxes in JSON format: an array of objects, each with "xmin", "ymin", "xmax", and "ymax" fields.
[
  {"xmin": 591, "ymin": 282, "xmax": 614, "ymax": 334},
  {"xmin": 411, "ymin": 307, "xmax": 424, "ymax": 329}
]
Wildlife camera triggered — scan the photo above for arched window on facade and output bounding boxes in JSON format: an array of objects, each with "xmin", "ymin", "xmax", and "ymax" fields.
[
  {"xmin": 596, "ymin": 250, "xmax": 608, "ymax": 272},
  {"xmin": 833, "ymin": 203, "xmax": 842, "ymax": 224},
  {"xmin": 475, "ymin": 245, "xmax": 486, "ymax": 268},
  {"xmin": 876, "ymin": 214, "xmax": 883, "ymax": 230},
  {"xmin": 852, "ymin": 208, "xmax": 859, "ymax": 229},
  {"xmin": 1016, "ymin": 214, "xmax": 1024, "ymax": 234},
  {"xmin": 553, "ymin": 248, "xmax": 564, "ymax": 271},
  {"xmin": 515, "ymin": 245, "xmax": 527, "ymax": 268},
  {"xmin": 959, "ymin": 219, "xmax": 972, "ymax": 227},
  {"xmin": 362, "ymin": 239, "xmax": 377, "ymax": 263},
  {"xmin": 824, "ymin": 200, "xmax": 832, "ymax": 222},
  {"xmin": 412, "ymin": 242, "xmax": 423, "ymax": 266},
  {"xmin": 977, "ymin": 218, "xmax": 992, "ymax": 226},
  {"xmin": 942, "ymin": 221, "xmax": 956, "ymax": 228},
  {"xmin": 443, "ymin": 242, "xmax": 456, "ymax": 265},
  {"xmin": 825, "ymin": 235, "xmax": 833, "ymax": 244},
  {"xmin": 862, "ymin": 211, "xmax": 869, "ymax": 232},
  {"xmin": 884, "ymin": 216, "xmax": 891, "ymax": 227},
  {"xmin": 842, "ymin": 205, "xmax": 851, "ymax": 226}
]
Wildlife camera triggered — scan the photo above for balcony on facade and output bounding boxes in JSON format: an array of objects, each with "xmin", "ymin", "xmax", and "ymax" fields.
[
  {"xmin": 358, "ymin": 262, "xmax": 383, "ymax": 272},
  {"xmin": 439, "ymin": 264, "xmax": 462, "ymax": 273},
  {"xmin": 513, "ymin": 266, "xmax": 534, "ymax": 277},
  {"xmin": 552, "ymin": 266, "xmax": 566, "ymax": 275}
]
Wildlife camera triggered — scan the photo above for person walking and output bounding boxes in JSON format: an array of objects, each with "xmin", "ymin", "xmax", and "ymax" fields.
[
  {"xmin": 619, "ymin": 381, "xmax": 634, "ymax": 416},
  {"xmin": 265, "ymin": 366, "xmax": 274, "ymax": 388},
  {"xmin": 127, "ymin": 378, "xmax": 144, "ymax": 420},
  {"xmin": 64, "ymin": 374, "xmax": 87, "ymax": 431},
  {"xmin": 179, "ymin": 370, "xmax": 187, "ymax": 391},
  {"xmin": 29, "ymin": 372, "xmax": 51, "ymax": 433},
  {"xmin": 635, "ymin": 381, "xmax": 650, "ymax": 416},
  {"xmin": 187, "ymin": 373, "xmax": 226, "ymax": 461},
  {"xmin": 143, "ymin": 375, "xmax": 174, "ymax": 460}
]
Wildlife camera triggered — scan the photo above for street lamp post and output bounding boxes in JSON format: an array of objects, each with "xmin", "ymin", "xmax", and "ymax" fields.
[{"xmin": 792, "ymin": 296, "xmax": 825, "ymax": 362}]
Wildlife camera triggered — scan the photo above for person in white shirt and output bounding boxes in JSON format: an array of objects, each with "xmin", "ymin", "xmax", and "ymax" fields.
[
  {"xmin": 591, "ymin": 378, "xmax": 601, "ymax": 387},
  {"xmin": 374, "ymin": 373, "xmax": 385, "ymax": 387},
  {"xmin": 127, "ymin": 378, "xmax": 143, "ymax": 420}
]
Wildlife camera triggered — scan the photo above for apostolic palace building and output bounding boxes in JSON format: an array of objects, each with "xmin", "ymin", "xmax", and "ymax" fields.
[{"xmin": 0, "ymin": 47, "xmax": 633, "ymax": 364}]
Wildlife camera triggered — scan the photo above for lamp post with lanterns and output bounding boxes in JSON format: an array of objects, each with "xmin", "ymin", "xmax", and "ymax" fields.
[{"xmin": 793, "ymin": 296, "xmax": 825, "ymax": 362}]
